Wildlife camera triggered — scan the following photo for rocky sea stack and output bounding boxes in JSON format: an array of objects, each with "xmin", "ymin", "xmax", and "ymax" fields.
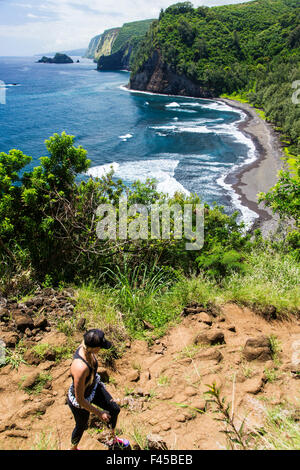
[{"xmin": 37, "ymin": 53, "xmax": 74, "ymax": 64}]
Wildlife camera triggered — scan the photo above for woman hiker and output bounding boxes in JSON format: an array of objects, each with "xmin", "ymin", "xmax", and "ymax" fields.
[{"xmin": 67, "ymin": 328, "xmax": 129, "ymax": 450}]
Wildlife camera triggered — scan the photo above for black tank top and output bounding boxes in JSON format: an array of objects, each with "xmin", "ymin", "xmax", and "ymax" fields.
[{"xmin": 71, "ymin": 347, "xmax": 99, "ymax": 397}]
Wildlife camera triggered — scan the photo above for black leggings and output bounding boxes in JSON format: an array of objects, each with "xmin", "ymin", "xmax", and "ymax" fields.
[{"xmin": 68, "ymin": 382, "xmax": 120, "ymax": 446}]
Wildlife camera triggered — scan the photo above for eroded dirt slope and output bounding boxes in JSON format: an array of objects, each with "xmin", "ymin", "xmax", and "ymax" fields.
[{"xmin": 0, "ymin": 299, "xmax": 300, "ymax": 450}]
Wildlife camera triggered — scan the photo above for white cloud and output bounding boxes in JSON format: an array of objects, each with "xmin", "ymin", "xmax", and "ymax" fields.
[{"xmin": 1, "ymin": 0, "xmax": 251, "ymax": 55}]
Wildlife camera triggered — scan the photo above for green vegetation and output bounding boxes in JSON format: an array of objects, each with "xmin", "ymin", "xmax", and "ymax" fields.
[
  {"xmin": 19, "ymin": 372, "xmax": 52, "ymax": 395},
  {"xmin": 131, "ymin": 0, "xmax": 300, "ymax": 251},
  {"xmin": 205, "ymin": 383, "xmax": 300, "ymax": 450},
  {"xmin": 0, "ymin": 132, "xmax": 299, "ymax": 342},
  {"xmin": 111, "ymin": 19, "xmax": 154, "ymax": 56}
]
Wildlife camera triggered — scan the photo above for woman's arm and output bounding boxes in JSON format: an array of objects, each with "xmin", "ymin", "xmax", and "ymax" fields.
[{"xmin": 72, "ymin": 363, "xmax": 111, "ymax": 422}]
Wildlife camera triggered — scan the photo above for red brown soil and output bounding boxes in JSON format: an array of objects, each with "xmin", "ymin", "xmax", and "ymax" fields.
[{"xmin": 1, "ymin": 303, "xmax": 300, "ymax": 450}]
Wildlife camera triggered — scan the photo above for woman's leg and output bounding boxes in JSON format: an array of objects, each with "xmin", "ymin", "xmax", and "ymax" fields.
[
  {"xmin": 68, "ymin": 399, "xmax": 90, "ymax": 449},
  {"xmin": 92, "ymin": 382, "xmax": 120, "ymax": 431}
]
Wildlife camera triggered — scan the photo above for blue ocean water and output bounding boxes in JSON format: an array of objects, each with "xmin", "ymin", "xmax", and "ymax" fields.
[{"xmin": 0, "ymin": 56, "xmax": 258, "ymax": 224}]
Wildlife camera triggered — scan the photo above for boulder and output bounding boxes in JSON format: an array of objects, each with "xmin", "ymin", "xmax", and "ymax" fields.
[
  {"xmin": 21, "ymin": 371, "xmax": 40, "ymax": 389},
  {"xmin": 194, "ymin": 330, "xmax": 225, "ymax": 346},
  {"xmin": 13, "ymin": 311, "xmax": 34, "ymax": 332},
  {"xmin": 23, "ymin": 349, "xmax": 41, "ymax": 365},
  {"xmin": 127, "ymin": 370, "xmax": 140, "ymax": 382},
  {"xmin": 146, "ymin": 434, "xmax": 168, "ymax": 450},
  {"xmin": 243, "ymin": 336, "xmax": 272, "ymax": 362},
  {"xmin": 243, "ymin": 374, "xmax": 266, "ymax": 394},
  {"xmin": 76, "ymin": 318, "xmax": 86, "ymax": 331},
  {"xmin": 33, "ymin": 316, "xmax": 48, "ymax": 330},
  {"xmin": 0, "ymin": 307, "xmax": 9, "ymax": 322},
  {"xmin": 1, "ymin": 331, "xmax": 19, "ymax": 347},
  {"xmin": 196, "ymin": 348, "xmax": 223, "ymax": 363},
  {"xmin": 17, "ymin": 399, "xmax": 54, "ymax": 419}
]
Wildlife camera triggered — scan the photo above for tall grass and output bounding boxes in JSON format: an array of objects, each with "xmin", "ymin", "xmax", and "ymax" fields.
[
  {"xmin": 222, "ymin": 247, "xmax": 300, "ymax": 313},
  {"xmin": 74, "ymin": 247, "xmax": 299, "ymax": 345},
  {"xmin": 258, "ymin": 406, "xmax": 300, "ymax": 450}
]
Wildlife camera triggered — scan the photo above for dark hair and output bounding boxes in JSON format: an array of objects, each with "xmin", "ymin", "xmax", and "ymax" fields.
[{"xmin": 83, "ymin": 329, "xmax": 112, "ymax": 349}]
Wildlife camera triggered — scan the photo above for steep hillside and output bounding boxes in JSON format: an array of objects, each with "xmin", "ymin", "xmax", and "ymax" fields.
[
  {"xmin": 1, "ymin": 289, "xmax": 300, "ymax": 450},
  {"xmin": 94, "ymin": 28, "xmax": 121, "ymax": 61},
  {"xmin": 84, "ymin": 34, "xmax": 102, "ymax": 59},
  {"xmin": 84, "ymin": 20, "xmax": 154, "ymax": 70},
  {"xmin": 131, "ymin": 0, "xmax": 299, "ymax": 94},
  {"xmin": 111, "ymin": 20, "xmax": 154, "ymax": 55},
  {"xmin": 130, "ymin": 0, "xmax": 300, "ymax": 155}
]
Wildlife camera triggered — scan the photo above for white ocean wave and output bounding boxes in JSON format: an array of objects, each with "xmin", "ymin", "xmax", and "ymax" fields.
[
  {"xmin": 87, "ymin": 159, "xmax": 190, "ymax": 197},
  {"xmin": 119, "ymin": 133, "xmax": 133, "ymax": 141},
  {"xmin": 165, "ymin": 102, "xmax": 180, "ymax": 108}
]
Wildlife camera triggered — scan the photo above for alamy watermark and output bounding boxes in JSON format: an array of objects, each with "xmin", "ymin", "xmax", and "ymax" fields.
[
  {"xmin": 292, "ymin": 80, "xmax": 300, "ymax": 105},
  {"xmin": 0, "ymin": 339, "xmax": 5, "ymax": 366},
  {"xmin": 96, "ymin": 198, "xmax": 204, "ymax": 251},
  {"xmin": 0, "ymin": 80, "xmax": 6, "ymax": 105}
]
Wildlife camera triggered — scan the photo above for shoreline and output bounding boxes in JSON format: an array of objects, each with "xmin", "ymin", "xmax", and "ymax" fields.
[
  {"xmin": 219, "ymin": 98, "xmax": 284, "ymax": 236},
  {"xmin": 125, "ymin": 85, "xmax": 284, "ymax": 235}
]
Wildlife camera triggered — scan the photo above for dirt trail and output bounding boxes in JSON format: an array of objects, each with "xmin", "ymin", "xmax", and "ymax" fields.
[{"xmin": 1, "ymin": 302, "xmax": 300, "ymax": 450}]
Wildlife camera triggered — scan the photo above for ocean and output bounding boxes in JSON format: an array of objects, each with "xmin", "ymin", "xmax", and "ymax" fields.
[{"xmin": 0, "ymin": 56, "xmax": 258, "ymax": 225}]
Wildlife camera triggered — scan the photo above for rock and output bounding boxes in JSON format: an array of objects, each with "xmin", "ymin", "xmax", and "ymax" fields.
[
  {"xmin": 185, "ymin": 386, "xmax": 197, "ymax": 397},
  {"xmin": 127, "ymin": 370, "xmax": 140, "ymax": 382},
  {"xmin": 21, "ymin": 371, "xmax": 40, "ymax": 389},
  {"xmin": 0, "ymin": 307, "xmax": 9, "ymax": 322},
  {"xmin": 280, "ymin": 362, "xmax": 300, "ymax": 373},
  {"xmin": 13, "ymin": 311, "xmax": 34, "ymax": 332},
  {"xmin": 159, "ymin": 390, "xmax": 174, "ymax": 400},
  {"xmin": 17, "ymin": 402, "xmax": 48, "ymax": 419},
  {"xmin": 194, "ymin": 330, "xmax": 225, "ymax": 346},
  {"xmin": 197, "ymin": 348, "xmax": 223, "ymax": 363},
  {"xmin": 243, "ymin": 336, "xmax": 272, "ymax": 362},
  {"xmin": 5, "ymin": 430, "xmax": 28, "ymax": 438},
  {"xmin": 1, "ymin": 331, "xmax": 19, "ymax": 347},
  {"xmin": 23, "ymin": 350, "xmax": 41, "ymax": 365},
  {"xmin": 176, "ymin": 414, "xmax": 187, "ymax": 423},
  {"xmin": 142, "ymin": 320, "xmax": 155, "ymax": 330},
  {"xmin": 198, "ymin": 312, "xmax": 212, "ymax": 325},
  {"xmin": 161, "ymin": 423, "xmax": 171, "ymax": 432},
  {"xmin": 33, "ymin": 316, "xmax": 48, "ymax": 330},
  {"xmin": 33, "ymin": 297, "xmax": 44, "ymax": 308},
  {"xmin": 76, "ymin": 318, "xmax": 86, "ymax": 331},
  {"xmin": 149, "ymin": 418, "xmax": 158, "ymax": 426},
  {"xmin": 140, "ymin": 370, "xmax": 151, "ymax": 383},
  {"xmin": 25, "ymin": 328, "xmax": 32, "ymax": 337},
  {"xmin": 146, "ymin": 433, "xmax": 168, "ymax": 450},
  {"xmin": 244, "ymin": 374, "xmax": 266, "ymax": 394}
]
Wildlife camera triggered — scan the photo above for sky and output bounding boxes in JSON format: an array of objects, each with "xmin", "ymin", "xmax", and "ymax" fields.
[{"xmin": 0, "ymin": 0, "xmax": 251, "ymax": 56}]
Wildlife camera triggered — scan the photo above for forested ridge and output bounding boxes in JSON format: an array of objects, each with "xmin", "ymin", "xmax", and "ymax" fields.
[{"xmin": 131, "ymin": 0, "xmax": 300, "ymax": 155}]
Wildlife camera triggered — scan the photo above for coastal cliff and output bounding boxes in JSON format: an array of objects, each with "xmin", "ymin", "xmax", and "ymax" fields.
[
  {"xmin": 84, "ymin": 20, "xmax": 154, "ymax": 71},
  {"xmin": 129, "ymin": 50, "xmax": 214, "ymax": 97},
  {"xmin": 94, "ymin": 28, "xmax": 121, "ymax": 61},
  {"xmin": 84, "ymin": 34, "xmax": 102, "ymax": 59}
]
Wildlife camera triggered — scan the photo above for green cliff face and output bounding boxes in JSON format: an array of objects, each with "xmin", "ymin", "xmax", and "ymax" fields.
[
  {"xmin": 84, "ymin": 34, "xmax": 102, "ymax": 59},
  {"xmin": 84, "ymin": 19, "xmax": 154, "ymax": 69},
  {"xmin": 94, "ymin": 28, "xmax": 121, "ymax": 61}
]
